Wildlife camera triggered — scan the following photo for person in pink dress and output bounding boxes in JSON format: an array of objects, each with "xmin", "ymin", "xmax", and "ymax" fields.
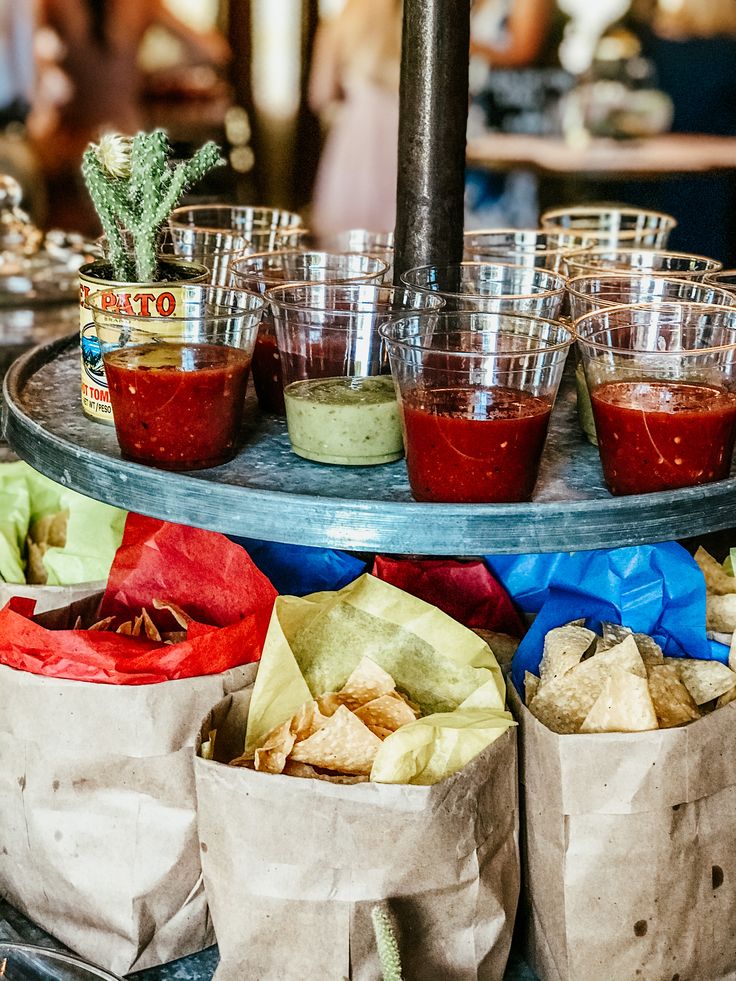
[{"xmin": 308, "ymin": 0, "xmax": 402, "ymax": 237}]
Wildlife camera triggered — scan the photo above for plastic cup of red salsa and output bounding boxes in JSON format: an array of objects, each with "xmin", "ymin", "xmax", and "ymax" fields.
[
  {"xmin": 88, "ymin": 284, "xmax": 264, "ymax": 471},
  {"xmin": 380, "ymin": 311, "xmax": 573, "ymax": 503},
  {"xmin": 567, "ymin": 275, "xmax": 736, "ymax": 445},
  {"xmin": 400, "ymin": 261, "xmax": 567, "ymax": 319},
  {"xmin": 231, "ymin": 250, "xmax": 389, "ymax": 416},
  {"xmin": 575, "ymin": 301, "xmax": 736, "ymax": 496}
]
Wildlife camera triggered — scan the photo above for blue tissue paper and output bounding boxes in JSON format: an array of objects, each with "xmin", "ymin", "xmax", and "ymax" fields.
[
  {"xmin": 484, "ymin": 542, "xmax": 729, "ymax": 694},
  {"xmin": 231, "ymin": 538, "xmax": 367, "ymax": 596}
]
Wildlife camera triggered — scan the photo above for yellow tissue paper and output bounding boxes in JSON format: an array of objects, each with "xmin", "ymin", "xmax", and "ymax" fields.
[{"xmin": 244, "ymin": 573, "xmax": 515, "ymax": 785}]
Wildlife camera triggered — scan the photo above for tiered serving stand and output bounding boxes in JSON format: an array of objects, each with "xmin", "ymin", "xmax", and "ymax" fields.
[{"xmin": 4, "ymin": 336, "xmax": 736, "ymax": 555}]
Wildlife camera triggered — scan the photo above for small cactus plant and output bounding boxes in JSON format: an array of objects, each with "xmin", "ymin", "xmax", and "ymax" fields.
[
  {"xmin": 372, "ymin": 906, "xmax": 404, "ymax": 981},
  {"xmin": 82, "ymin": 130, "xmax": 224, "ymax": 283}
]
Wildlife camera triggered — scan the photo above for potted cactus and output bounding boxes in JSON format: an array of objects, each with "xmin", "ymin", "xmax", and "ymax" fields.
[{"xmin": 78, "ymin": 130, "xmax": 223, "ymax": 424}]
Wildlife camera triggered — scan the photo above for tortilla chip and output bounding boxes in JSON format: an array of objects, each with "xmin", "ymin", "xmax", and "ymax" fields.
[
  {"xmin": 252, "ymin": 718, "xmax": 297, "ymax": 774},
  {"xmin": 152, "ymin": 598, "xmax": 194, "ymax": 628},
  {"xmin": 140, "ymin": 608, "xmax": 161, "ymax": 642},
  {"xmin": 354, "ymin": 691, "xmax": 419, "ymax": 732},
  {"xmin": 316, "ymin": 692, "xmax": 342, "ymax": 717},
  {"xmin": 29, "ymin": 510, "xmax": 68, "ymax": 549},
  {"xmin": 25, "ymin": 540, "xmax": 48, "ymax": 585},
  {"xmin": 706, "ymin": 594, "xmax": 736, "ymax": 634},
  {"xmin": 538, "ymin": 623, "xmax": 596, "ymax": 688},
  {"xmin": 728, "ymin": 632, "xmax": 736, "ymax": 674},
  {"xmin": 289, "ymin": 705, "xmax": 382, "ymax": 775},
  {"xmin": 116, "ymin": 620, "xmax": 133, "ymax": 635},
  {"xmin": 366, "ymin": 725, "xmax": 395, "ymax": 740},
  {"xmin": 283, "ymin": 760, "xmax": 369, "ymax": 784},
  {"xmin": 162, "ymin": 630, "xmax": 187, "ymax": 645},
  {"xmin": 647, "ymin": 663, "xmax": 701, "ymax": 728},
  {"xmin": 580, "ymin": 669, "xmax": 658, "ymax": 733},
  {"xmin": 529, "ymin": 635, "xmax": 646, "ymax": 734},
  {"xmin": 290, "ymin": 700, "xmax": 329, "ymax": 741},
  {"xmin": 338, "ymin": 656, "xmax": 397, "ymax": 709},
  {"xmin": 524, "ymin": 672, "xmax": 540, "ymax": 703},
  {"xmin": 716, "ymin": 684, "xmax": 736, "ymax": 709},
  {"xmin": 87, "ymin": 616, "xmax": 116, "ymax": 632},
  {"xmin": 695, "ymin": 547, "xmax": 736, "ymax": 596},
  {"xmin": 678, "ymin": 658, "xmax": 736, "ymax": 705},
  {"xmin": 599, "ymin": 623, "xmax": 665, "ymax": 665}
]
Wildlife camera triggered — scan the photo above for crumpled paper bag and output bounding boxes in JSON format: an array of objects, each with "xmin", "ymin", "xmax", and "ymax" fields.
[
  {"xmin": 244, "ymin": 572, "xmax": 515, "ymax": 784},
  {"xmin": 0, "ymin": 657, "xmax": 257, "ymax": 975},
  {"xmin": 195, "ymin": 688, "xmax": 520, "ymax": 981},
  {"xmin": 0, "ymin": 460, "xmax": 125, "ymax": 585},
  {"xmin": 510, "ymin": 682, "xmax": 736, "ymax": 981}
]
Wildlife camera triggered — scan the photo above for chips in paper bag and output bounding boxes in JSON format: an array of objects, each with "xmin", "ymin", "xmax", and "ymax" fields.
[
  {"xmin": 526, "ymin": 620, "xmax": 736, "ymax": 735},
  {"xmin": 528, "ymin": 635, "xmax": 645, "ymax": 734},
  {"xmin": 233, "ymin": 656, "xmax": 418, "ymax": 781},
  {"xmin": 238, "ymin": 574, "xmax": 514, "ymax": 785}
]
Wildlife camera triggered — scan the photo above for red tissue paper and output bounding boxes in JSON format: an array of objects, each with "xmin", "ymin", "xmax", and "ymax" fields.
[
  {"xmin": 0, "ymin": 514, "xmax": 278, "ymax": 685},
  {"xmin": 372, "ymin": 556, "xmax": 524, "ymax": 636}
]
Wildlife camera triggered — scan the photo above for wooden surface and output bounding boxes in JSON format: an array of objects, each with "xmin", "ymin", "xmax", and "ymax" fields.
[{"xmin": 466, "ymin": 133, "xmax": 736, "ymax": 177}]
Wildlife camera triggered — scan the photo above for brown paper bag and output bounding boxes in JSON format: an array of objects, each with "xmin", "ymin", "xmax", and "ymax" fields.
[
  {"xmin": 194, "ymin": 690, "xmax": 520, "ymax": 981},
  {"xmin": 0, "ymin": 654, "xmax": 257, "ymax": 975},
  {"xmin": 510, "ymin": 683, "xmax": 736, "ymax": 981},
  {"xmin": 0, "ymin": 580, "xmax": 106, "ymax": 614}
]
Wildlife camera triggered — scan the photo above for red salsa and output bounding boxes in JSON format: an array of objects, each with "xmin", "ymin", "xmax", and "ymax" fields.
[
  {"xmin": 401, "ymin": 386, "xmax": 552, "ymax": 503},
  {"xmin": 251, "ymin": 320, "xmax": 285, "ymax": 415},
  {"xmin": 591, "ymin": 380, "xmax": 736, "ymax": 495},
  {"xmin": 104, "ymin": 342, "xmax": 251, "ymax": 471}
]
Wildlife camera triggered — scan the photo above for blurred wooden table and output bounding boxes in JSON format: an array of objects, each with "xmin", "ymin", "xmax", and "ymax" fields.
[{"xmin": 466, "ymin": 133, "xmax": 736, "ymax": 179}]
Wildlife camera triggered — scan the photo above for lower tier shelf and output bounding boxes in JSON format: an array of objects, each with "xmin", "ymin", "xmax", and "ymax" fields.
[{"xmin": 4, "ymin": 334, "xmax": 736, "ymax": 554}]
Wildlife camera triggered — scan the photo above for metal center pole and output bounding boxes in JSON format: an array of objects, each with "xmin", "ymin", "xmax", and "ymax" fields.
[{"xmin": 394, "ymin": 0, "xmax": 470, "ymax": 284}]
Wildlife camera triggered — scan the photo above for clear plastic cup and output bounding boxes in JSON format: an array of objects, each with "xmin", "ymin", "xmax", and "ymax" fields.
[
  {"xmin": 540, "ymin": 205, "xmax": 677, "ymax": 248},
  {"xmin": 380, "ymin": 311, "xmax": 573, "ymax": 502},
  {"xmin": 575, "ymin": 302, "xmax": 736, "ymax": 495},
  {"xmin": 567, "ymin": 275, "xmax": 736, "ymax": 444},
  {"xmin": 89, "ymin": 284, "xmax": 264, "ymax": 471},
  {"xmin": 318, "ymin": 229, "xmax": 394, "ymax": 279},
  {"xmin": 268, "ymin": 283, "xmax": 441, "ymax": 466},
  {"xmin": 463, "ymin": 228, "xmax": 592, "ymax": 272},
  {"xmin": 704, "ymin": 269, "xmax": 736, "ymax": 293},
  {"xmin": 562, "ymin": 247, "xmax": 722, "ymax": 280},
  {"xmin": 400, "ymin": 261, "xmax": 566, "ymax": 317},
  {"xmin": 567, "ymin": 274, "xmax": 736, "ymax": 320},
  {"xmin": 169, "ymin": 204, "xmax": 306, "ymax": 251},
  {"xmin": 169, "ymin": 227, "xmax": 248, "ymax": 286},
  {"xmin": 231, "ymin": 250, "xmax": 390, "ymax": 415}
]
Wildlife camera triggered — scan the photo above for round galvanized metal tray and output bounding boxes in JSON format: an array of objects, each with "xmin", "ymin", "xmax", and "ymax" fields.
[{"xmin": 4, "ymin": 334, "xmax": 736, "ymax": 554}]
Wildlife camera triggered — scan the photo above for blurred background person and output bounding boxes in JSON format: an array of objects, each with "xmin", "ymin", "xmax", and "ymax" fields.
[
  {"xmin": 29, "ymin": 0, "xmax": 229, "ymax": 232},
  {"xmin": 308, "ymin": 0, "xmax": 402, "ymax": 237},
  {"xmin": 0, "ymin": 0, "xmax": 35, "ymax": 127},
  {"xmin": 466, "ymin": 0, "xmax": 566, "ymax": 227},
  {"xmin": 630, "ymin": 0, "xmax": 736, "ymax": 261}
]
